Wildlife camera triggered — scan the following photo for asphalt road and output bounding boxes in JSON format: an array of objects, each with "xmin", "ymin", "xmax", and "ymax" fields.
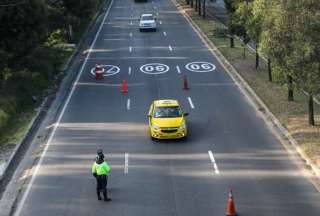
[{"xmin": 14, "ymin": 0, "xmax": 320, "ymax": 215}]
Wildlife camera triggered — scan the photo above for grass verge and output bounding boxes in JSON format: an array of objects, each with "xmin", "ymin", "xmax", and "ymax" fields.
[{"xmin": 177, "ymin": 1, "xmax": 320, "ymax": 167}]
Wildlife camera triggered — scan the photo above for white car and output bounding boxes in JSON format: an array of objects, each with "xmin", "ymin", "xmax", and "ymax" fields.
[{"xmin": 139, "ymin": 14, "xmax": 157, "ymax": 31}]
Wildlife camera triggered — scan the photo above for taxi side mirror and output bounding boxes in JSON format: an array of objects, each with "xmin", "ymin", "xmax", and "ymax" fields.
[{"xmin": 184, "ymin": 113, "xmax": 189, "ymax": 116}]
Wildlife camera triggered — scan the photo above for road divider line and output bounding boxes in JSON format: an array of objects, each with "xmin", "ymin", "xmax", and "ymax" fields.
[
  {"xmin": 129, "ymin": 32, "xmax": 133, "ymax": 37},
  {"xmin": 129, "ymin": 46, "xmax": 133, "ymax": 52},
  {"xmin": 163, "ymin": 31, "xmax": 167, "ymax": 36},
  {"xmin": 13, "ymin": 0, "xmax": 115, "ymax": 215},
  {"xmin": 128, "ymin": 66, "xmax": 132, "ymax": 75},
  {"xmin": 208, "ymin": 151, "xmax": 220, "ymax": 174},
  {"xmin": 169, "ymin": 45, "xmax": 173, "ymax": 52},
  {"xmin": 127, "ymin": 99, "xmax": 131, "ymax": 110},
  {"xmin": 176, "ymin": 65, "xmax": 181, "ymax": 74},
  {"xmin": 187, "ymin": 97, "xmax": 195, "ymax": 109},
  {"xmin": 125, "ymin": 153, "xmax": 129, "ymax": 174}
]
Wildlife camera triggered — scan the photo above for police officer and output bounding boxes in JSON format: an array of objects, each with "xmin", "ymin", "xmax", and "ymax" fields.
[{"xmin": 92, "ymin": 149, "xmax": 111, "ymax": 201}]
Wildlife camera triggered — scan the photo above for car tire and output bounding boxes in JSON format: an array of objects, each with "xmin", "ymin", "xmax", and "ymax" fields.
[{"xmin": 181, "ymin": 136, "xmax": 188, "ymax": 142}]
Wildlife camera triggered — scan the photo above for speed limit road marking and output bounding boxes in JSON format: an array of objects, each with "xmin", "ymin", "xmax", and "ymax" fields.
[
  {"xmin": 185, "ymin": 62, "xmax": 216, "ymax": 73},
  {"xmin": 140, "ymin": 63, "xmax": 170, "ymax": 75},
  {"xmin": 90, "ymin": 65, "xmax": 120, "ymax": 77}
]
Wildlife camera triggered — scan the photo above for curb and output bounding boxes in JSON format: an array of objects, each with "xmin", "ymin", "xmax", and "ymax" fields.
[
  {"xmin": 0, "ymin": 98, "xmax": 50, "ymax": 195},
  {"xmin": 0, "ymin": 0, "xmax": 111, "ymax": 198},
  {"xmin": 173, "ymin": 1, "xmax": 320, "ymax": 178}
]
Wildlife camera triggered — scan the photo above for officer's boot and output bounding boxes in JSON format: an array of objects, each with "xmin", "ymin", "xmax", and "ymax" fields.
[
  {"xmin": 96, "ymin": 190, "xmax": 102, "ymax": 200},
  {"xmin": 103, "ymin": 189, "xmax": 111, "ymax": 202}
]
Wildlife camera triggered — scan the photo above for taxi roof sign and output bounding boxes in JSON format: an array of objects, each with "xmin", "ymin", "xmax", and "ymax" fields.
[{"xmin": 154, "ymin": 100, "xmax": 179, "ymax": 107}]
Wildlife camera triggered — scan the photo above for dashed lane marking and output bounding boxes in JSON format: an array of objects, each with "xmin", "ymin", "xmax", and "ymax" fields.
[
  {"xmin": 176, "ymin": 65, "xmax": 181, "ymax": 74},
  {"xmin": 128, "ymin": 66, "xmax": 132, "ymax": 75},
  {"xmin": 127, "ymin": 99, "xmax": 131, "ymax": 110},
  {"xmin": 208, "ymin": 151, "xmax": 220, "ymax": 174},
  {"xmin": 129, "ymin": 32, "xmax": 133, "ymax": 37},
  {"xmin": 163, "ymin": 31, "xmax": 167, "ymax": 36},
  {"xmin": 169, "ymin": 45, "xmax": 173, "ymax": 51},
  {"xmin": 159, "ymin": 21, "xmax": 162, "ymax": 25},
  {"xmin": 125, "ymin": 153, "xmax": 129, "ymax": 174},
  {"xmin": 129, "ymin": 46, "xmax": 133, "ymax": 52},
  {"xmin": 188, "ymin": 97, "xmax": 195, "ymax": 109}
]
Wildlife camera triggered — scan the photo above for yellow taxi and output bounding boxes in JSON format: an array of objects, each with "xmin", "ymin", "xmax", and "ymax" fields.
[{"xmin": 148, "ymin": 100, "xmax": 188, "ymax": 140}]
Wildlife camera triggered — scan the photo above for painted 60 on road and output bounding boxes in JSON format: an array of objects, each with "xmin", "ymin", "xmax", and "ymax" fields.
[
  {"xmin": 140, "ymin": 63, "xmax": 170, "ymax": 75},
  {"xmin": 186, "ymin": 62, "xmax": 216, "ymax": 73}
]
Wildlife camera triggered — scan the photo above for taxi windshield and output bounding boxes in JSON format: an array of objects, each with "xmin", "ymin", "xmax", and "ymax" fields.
[{"xmin": 153, "ymin": 106, "xmax": 182, "ymax": 118}]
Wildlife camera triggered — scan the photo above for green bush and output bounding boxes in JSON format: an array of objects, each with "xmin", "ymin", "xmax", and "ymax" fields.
[
  {"xmin": 46, "ymin": 29, "xmax": 67, "ymax": 47},
  {"xmin": 0, "ymin": 109, "xmax": 9, "ymax": 129}
]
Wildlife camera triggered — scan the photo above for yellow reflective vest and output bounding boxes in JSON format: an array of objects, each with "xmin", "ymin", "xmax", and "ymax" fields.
[{"xmin": 92, "ymin": 161, "xmax": 110, "ymax": 176}]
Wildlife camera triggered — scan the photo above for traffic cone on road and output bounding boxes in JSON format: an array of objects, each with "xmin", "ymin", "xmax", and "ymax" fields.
[
  {"xmin": 95, "ymin": 64, "xmax": 104, "ymax": 80},
  {"xmin": 121, "ymin": 79, "xmax": 128, "ymax": 94},
  {"xmin": 226, "ymin": 189, "xmax": 237, "ymax": 216},
  {"xmin": 183, "ymin": 75, "xmax": 189, "ymax": 90}
]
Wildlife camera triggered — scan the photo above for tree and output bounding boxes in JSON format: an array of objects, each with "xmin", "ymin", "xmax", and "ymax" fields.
[
  {"xmin": 287, "ymin": 0, "xmax": 320, "ymax": 125},
  {"xmin": 260, "ymin": 0, "xmax": 295, "ymax": 101},
  {"xmin": 224, "ymin": 0, "xmax": 246, "ymax": 48},
  {"xmin": 261, "ymin": 0, "xmax": 320, "ymax": 125},
  {"xmin": 63, "ymin": 0, "xmax": 99, "ymax": 19},
  {"xmin": 236, "ymin": 0, "xmax": 264, "ymax": 69},
  {"xmin": 254, "ymin": 0, "xmax": 273, "ymax": 81},
  {"xmin": 0, "ymin": 0, "xmax": 48, "ymax": 62}
]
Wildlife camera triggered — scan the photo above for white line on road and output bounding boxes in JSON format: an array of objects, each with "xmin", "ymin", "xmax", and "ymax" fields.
[
  {"xmin": 129, "ymin": 46, "xmax": 133, "ymax": 52},
  {"xmin": 156, "ymin": 12, "xmax": 159, "ymax": 16},
  {"xmin": 188, "ymin": 97, "xmax": 195, "ymax": 109},
  {"xmin": 125, "ymin": 153, "xmax": 129, "ymax": 174},
  {"xmin": 163, "ymin": 31, "xmax": 167, "ymax": 36},
  {"xmin": 14, "ymin": 1, "xmax": 115, "ymax": 215},
  {"xmin": 127, "ymin": 99, "xmax": 131, "ymax": 110},
  {"xmin": 208, "ymin": 151, "xmax": 220, "ymax": 174},
  {"xmin": 129, "ymin": 32, "xmax": 133, "ymax": 37},
  {"xmin": 159, "ymin": 21, "xmax": 162, "ymax": 25},
  {"xmin": 169, "ymin": 45, "xmax": 173, "ymax": 51},
  {"xmin": 130, "ymin": 21, "xmax": 133, "ymax": 25},
  {"xmin": 128, "ymin": 66, "xmax": 132, "ymax": 75},
  {"xmin": 176, "ymin": 65, "xmax": 181, "ymax": 74}
]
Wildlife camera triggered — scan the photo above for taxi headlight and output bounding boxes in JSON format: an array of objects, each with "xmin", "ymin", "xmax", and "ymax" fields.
[
  {"xmin": 152, "ymin": 124, "xmax": 160, "ymax": 130},
  {"xmin": 179, "ymin": 123, "xmax": 186, "ymax": 129}
]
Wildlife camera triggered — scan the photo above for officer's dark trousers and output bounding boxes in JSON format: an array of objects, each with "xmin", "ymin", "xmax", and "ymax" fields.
[{"xmin": 96, "ymin": 175, "xmax": 108, "ymax": 200}]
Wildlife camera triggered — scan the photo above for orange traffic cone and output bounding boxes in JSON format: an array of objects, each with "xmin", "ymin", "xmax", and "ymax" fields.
[
  {"xmin": 121, "ymin": 79, "xmax": 128, "ymax": 94},
  {"xmin": 95, "ymin": 64, "xmax": 104, "ymax": 80},
  {"xmin": 226, "ymin": 189, "xmax": 237, "ymax": 216},
  {"xmin": 183, "ymin": 75, "xmax": 189, "ymax": 90}
]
